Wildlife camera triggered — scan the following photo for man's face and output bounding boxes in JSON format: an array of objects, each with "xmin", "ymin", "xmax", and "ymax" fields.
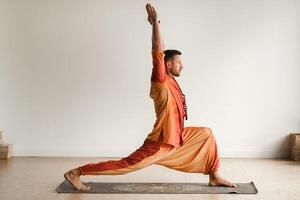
[{"xmin": 166, "ymin": 55, "xmax": 183, "ymax": 77}]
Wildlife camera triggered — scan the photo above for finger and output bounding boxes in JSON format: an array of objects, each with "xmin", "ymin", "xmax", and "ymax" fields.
[
  {"xmin": 146, "ymin": 4, "xmax": 152, "ymax": 15},
  {"xmin": 147, "ymin": 4, "xmax": 154, "ymax": 13},
  {"xmin": 150, "ymin": 5, "xmax": 156, "ymax": 13},
  {"xmin": 150, "ymin": 5, "xmax": 157, "ymax": 16},
  {"xmin": 146, "ymin": 4, "xmax": 157, "ymax": 19},
  {"xmin": 146, "ymin": 4, "xmax": 151, "ymax": 14},
  {"xmin": 147, "ymin": 16, "xmax": 152, "ymax": 25},
  {"xmin": 149, "ymin": 5, "xmax": 155, "ymax": 14}
]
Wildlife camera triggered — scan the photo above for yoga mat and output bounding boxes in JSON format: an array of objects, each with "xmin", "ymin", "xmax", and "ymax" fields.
[{"xmin": 56, "ymin": 180, "xmax": 258, "ymax": 194}]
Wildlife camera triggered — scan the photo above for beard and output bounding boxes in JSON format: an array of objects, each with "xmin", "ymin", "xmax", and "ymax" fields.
[
  {"xmin": 175, "ymin": 70, "xmax": 182, "ymax": 76},
  {"xmin": 169, "ymin": 69, "xmax": 181, "ymax": 77}
]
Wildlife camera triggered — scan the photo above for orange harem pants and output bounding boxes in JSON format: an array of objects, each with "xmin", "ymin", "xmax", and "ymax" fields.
[{"xmin": 78, "ymin": 127, "xmax": 220, "ymax": 176}]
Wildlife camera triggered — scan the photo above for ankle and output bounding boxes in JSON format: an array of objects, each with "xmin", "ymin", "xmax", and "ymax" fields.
[
  {"xmin": 71, "ymin": 168, "xmax": 82, "ymax": 176},
  {"xmin": 209, "ymin": 171, "xmax": 219, "ymax": 179}
]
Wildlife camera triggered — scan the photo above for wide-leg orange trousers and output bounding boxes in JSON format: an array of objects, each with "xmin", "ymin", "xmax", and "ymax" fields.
[{"xmin": 78, "ymin": 127, "xmax": 220, "ymax": 176}]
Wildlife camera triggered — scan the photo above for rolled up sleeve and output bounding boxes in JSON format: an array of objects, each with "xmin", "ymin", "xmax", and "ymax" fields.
[{"xmin": 151, "ymin": 49, "xmax": 166, "ymax": 82}]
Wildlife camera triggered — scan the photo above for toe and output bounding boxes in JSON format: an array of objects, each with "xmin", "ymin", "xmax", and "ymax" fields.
[
  {"xmin": 83, "ymin": 183, "xmax": 91, "ymax": 191},
  {"xmin": 81, "ymin": 185, "xmax": 91, "ymax": 191}
]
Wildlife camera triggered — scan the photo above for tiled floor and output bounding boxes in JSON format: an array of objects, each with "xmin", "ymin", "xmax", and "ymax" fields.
[{"xmin": 0, "ymin": 157, "xmax": 299, "ymax": 200}]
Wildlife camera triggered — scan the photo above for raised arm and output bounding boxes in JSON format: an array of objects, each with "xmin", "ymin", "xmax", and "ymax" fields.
[
  {"xmin": 146, "ymin": 3, "xmax": 166, "ymax": 82},
  {"xmin": 146, "ymin": 3, "xmax": 164, "ymax": 51}
]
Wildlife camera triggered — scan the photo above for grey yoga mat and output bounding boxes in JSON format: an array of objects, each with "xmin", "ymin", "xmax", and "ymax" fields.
[{"xmin": 56, "ymin": 180, "xmax": 258, "ymax": 194}]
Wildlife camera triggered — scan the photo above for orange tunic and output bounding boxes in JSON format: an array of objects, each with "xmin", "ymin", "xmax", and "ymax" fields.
[
  {"xmin": 146, "ymin": 50, "xmax": 187, "ymax": 148},
  {"xmin": 78, "ymin": 50, "xmax": 220, "ymax": 176}
]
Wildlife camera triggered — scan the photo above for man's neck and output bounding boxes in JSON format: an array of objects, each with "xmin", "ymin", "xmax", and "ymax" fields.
[{"xmin": 166, "ymin": 72, "xmax": 174, "ymax": 78}]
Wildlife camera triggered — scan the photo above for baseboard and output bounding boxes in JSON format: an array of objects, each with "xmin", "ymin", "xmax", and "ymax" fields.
[
  {"xmin": 219, "ymin": 149, "xmax": 289, "ymax": 158},
  {"xmin": 12, "ymin": 147, "xmax": 290, "ymax": 159},
  {"xmin": 13, "ymin": 147, "xmax": 131, "ymax": 157}
]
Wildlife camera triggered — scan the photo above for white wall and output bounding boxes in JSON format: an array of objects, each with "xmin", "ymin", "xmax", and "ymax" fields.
[{"xmin": 1, "ymin": 0, "xmax": 299, "ymax": 158}]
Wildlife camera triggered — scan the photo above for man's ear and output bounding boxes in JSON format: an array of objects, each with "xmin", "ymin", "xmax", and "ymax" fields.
[{"xmin": 165, "ymin": 61, "xmax": 171, "ymax": 69}]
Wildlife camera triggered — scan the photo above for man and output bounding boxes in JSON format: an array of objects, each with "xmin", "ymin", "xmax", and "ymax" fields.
[{"xmin": 64, "ymin": 3, "xmax": 238, "ymax": 191}]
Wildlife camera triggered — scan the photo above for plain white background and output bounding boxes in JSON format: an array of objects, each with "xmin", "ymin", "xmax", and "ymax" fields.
[{"xmin": 0, "ymin": 0, "xmax": 299, "ymax": 158}]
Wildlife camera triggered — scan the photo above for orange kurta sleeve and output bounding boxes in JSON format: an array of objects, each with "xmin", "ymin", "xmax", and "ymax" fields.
[{"xmin": 151, "ymin": 50, "xmax": 166, "ymax": 83}]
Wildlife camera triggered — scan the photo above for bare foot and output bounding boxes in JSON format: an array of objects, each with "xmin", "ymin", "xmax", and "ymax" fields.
[
  {"xmin": 64, "ymin": 168, "xmax": 91, "ymax": 191},
  {"xmin": 209, "ymin": 172, "xmax": 238, "ymax": 187}
]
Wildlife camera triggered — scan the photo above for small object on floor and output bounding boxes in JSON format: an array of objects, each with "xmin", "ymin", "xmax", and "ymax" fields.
[
  {"xmin": 0, "ymin": 131, "xmax": 13, "ymax": 160},
  {"xmin": 56, "ymin": 180, "xmax": 258, "ymax": 194},
  {"xmin": 290, "ymin": 133, "xmax": 300, "ymax": 161},
  {"xmin": 0, "ymin": 144, "xmax": 12, "ymax": 159}
]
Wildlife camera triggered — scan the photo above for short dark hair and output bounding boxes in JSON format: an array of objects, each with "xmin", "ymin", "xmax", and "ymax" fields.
[{"xmin": 163, "ymin": 49, "xmax": 182, "ymax": 63}]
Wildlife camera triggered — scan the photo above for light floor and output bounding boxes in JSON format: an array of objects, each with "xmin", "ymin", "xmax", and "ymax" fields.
[{"xmin": 0, "ymin": 157, "xmax": 299, "ymax": 200}]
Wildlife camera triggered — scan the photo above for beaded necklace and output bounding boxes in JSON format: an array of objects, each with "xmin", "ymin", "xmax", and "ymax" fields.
[{"xmin": 171, "ymin": 77, "xmax": 188, "ymax": 120}]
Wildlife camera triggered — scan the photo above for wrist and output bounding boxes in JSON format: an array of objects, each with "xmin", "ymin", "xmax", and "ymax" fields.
[{"xmin": 152, "ymin": 19, "xmax": 160, "ymax": 25}]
